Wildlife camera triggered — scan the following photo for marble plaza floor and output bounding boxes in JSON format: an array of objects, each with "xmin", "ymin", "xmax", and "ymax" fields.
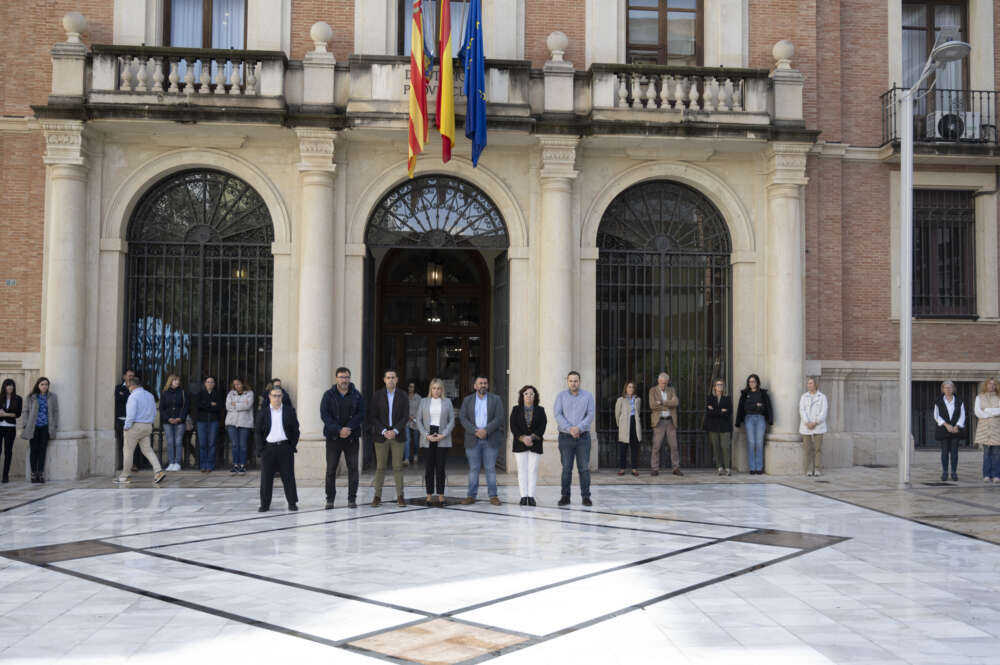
[{"xmin": 1, "ymin": 453, "xmax": 999, "ymax": 664}]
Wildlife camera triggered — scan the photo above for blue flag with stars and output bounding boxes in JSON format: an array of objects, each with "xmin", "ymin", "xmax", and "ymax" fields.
[{"xmin": 458, "ymin": 0, "xmax": 486, "ymax": 166}]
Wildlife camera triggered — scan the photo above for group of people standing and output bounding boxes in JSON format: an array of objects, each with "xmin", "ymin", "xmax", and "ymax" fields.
[
  {"xmin": 0, "ymin": 377, "xmax": 56, "ymax": 483},
  {"xmin": 933, "ymin": 378, "xmax": 1000, "ymax": 483}
]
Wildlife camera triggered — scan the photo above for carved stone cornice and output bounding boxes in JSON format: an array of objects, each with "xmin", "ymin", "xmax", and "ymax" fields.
[
  {"xmin": 538, "ymin": 135, "xmax": 579, "ymax": 180},
  {"xmin": 765, "ymin": 142, "xmax": 810, "ymax": 187},
  {"xmin": 295, "ymin": 128, "xmax": 337, "ymax": 173},
  {"xmin": 41, "ymin": 119, "xmax": 86, "ymax": 167}
]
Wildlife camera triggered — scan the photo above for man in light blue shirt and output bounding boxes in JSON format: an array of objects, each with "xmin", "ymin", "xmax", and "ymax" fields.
[
  {"xmin": 116, "ymin": 377, "xmax": 165, "ymax": 485},
  {"xmin": 553, "ymin": 371, "xmax": 595, "ymax": 506}
]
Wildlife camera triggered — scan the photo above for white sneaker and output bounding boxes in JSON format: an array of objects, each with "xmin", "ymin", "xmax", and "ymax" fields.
[
  {"xmin": 814, "ymin": 471, "xmax": 822, "ymax": 477},
  {"xmin": 993, "ymin": 477, "xmax": 999, "ymax": 484},
  {"xmin": 985, "ymin": 477, "xmax": 991, "ymax": 483},
  {"xmin": 806, "ymin": 471, "xmax": 813, "ymax": 477},
  {"xmin": 717, "ymin": 467, "xmax": 724, "ymax": 475},
  {"xmin": 114, "ymin": 477, "xmax": 130, "ymax": 484}
]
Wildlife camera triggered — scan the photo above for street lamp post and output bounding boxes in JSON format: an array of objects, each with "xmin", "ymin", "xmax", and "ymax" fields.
[{"xmin": 898, "ymin": 36, "xmax": 970, "ymax": 487}]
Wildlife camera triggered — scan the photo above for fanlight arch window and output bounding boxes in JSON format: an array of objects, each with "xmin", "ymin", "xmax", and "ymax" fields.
[
  {"xmin": 366, "ymin": 175, "xmax": 508, "ymax": 249},
  {"xmin": 597, "ymin": 180, "xmax": 730, "ymax": 254}
]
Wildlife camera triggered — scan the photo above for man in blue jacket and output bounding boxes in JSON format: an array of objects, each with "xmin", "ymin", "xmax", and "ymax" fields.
[{"xmin": 320, "ymin": 367, "xmax": 366, "ymax": 509}]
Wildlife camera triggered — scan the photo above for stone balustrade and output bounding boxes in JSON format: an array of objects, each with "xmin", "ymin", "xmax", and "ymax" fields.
[{"xmin": 89, "ymin": 45, "xmax": 287, "ymax": 103}]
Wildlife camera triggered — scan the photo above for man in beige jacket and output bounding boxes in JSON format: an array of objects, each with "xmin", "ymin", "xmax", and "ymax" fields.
[{"xmin": 649, "ymin": 373, "xmax": 683, "ymax": 476}]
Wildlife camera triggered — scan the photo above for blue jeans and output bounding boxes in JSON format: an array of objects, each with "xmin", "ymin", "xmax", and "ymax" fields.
[
  {"xmin": 744, "ymin": 415, "xmax": 766, "ymax": 472},
  {"xmin": 227, "ymin": 426, "xmax": 250, "ymax": 466},
  {"xmin": 163, "ymin": 423, "xmax": 185, "ymax": 466},
  {"xmin": 197, "ymin": 421, "xmax": 219, "ymax": 470},
  {"xmin": 558, "ymin": 432, "xmax": 592, "ymax": 498},
  {"xmin": 983, "ymin": 446, "xmax": 1000, "ymax": 479},
  {"xmin": 405, "ymin": 427, "xmax": 419, "ymax": 461},
  {"xmin": 465, "ymin": 443, "xmax": 499, "ymax": 498}
]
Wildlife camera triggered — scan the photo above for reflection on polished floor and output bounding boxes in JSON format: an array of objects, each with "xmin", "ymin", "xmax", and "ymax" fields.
[{"xmin": 0, "ymin": 483, "xmax": 998, "ymax": 664}]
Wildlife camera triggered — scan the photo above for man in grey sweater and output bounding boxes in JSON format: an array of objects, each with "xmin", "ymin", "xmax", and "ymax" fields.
[{"xmin": 553, "ymin": 371, "xmax": 595, "ymax": 507}]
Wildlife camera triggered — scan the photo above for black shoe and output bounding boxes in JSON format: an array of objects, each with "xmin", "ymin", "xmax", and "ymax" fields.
[
  {"xmin": 1, "ymin": 476, "xmax": 7, "ymax": 483},
  {"xmin": 325, "ymin": 502, "xmax": 335, "ymax": 510},
  {"xmin": 258, "ymin": 506, "xmax": 268, "ymax": 512},
  {"xmin": 527, "ymin": 497, "xmax": 536, "ymax": 506},
  {"xmin": 951, "ymin": 473, "xmax": 958, "ymax": 481},
  {"xmin": 288, "ymin": 503, "xmax": 298, "ymax": 511},
  {"xmin": 348, "ymin": 500, "xmax": 357, "ymax": 509},
  {"xmin": 582, "ymin": 497, "xmax": 593, "ymax": 507},
  {"xmin": 558, "ymin": 496, "xmax": 570, "ymax": 506},
  {"xmin": 941, "ymin": 472, "xmax": 948, "ymax": 481},
  {"xmin": 519, "ymin": 497, "xmax": 527, "ymax": 506}
]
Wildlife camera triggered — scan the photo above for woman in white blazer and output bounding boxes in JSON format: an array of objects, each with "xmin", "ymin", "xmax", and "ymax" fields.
[
  {"xmin": 417, "ymin": 378, "xmax": 456, "ymax": 506},
  {"xmin": 798, "ymin": 377, "xmax": 829, "ymax": 477}
]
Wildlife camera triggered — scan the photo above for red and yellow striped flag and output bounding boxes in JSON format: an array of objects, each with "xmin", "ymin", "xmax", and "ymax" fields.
[
  {"xmin": 407, "ymin": 0, "xmax": 429, "ymax": 177},
  {"xmin": 436, "ymin": 0, "xmax": 455, "ymax": 163}
]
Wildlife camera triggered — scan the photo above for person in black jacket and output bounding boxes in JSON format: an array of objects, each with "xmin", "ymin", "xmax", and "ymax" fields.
[
  {"xmin": 115, "ymin": 369, "xmax": 136, "ymax": 472},
  {"xmin": 159, "ymin": 375, "xmax": 189, "ymax": 471},
  {"xmin": 195, "ymin": 375, "xmax": 223, "ymax": 472},
  {"xmin": 934, "ymin": 380, "xmax": 966, "ymax": 482},
  {"xmin": 255, "ymin": 386, "xmax": 300, "ymax": 512},
  {"xmin": 368, "ymin": 369, "xmax": 409, "ymax": 507},
  {"xmin": 704, "ymin": 379, "xmax": 733, "ymax": 476},
  {"xmin": 735, "ymin": 374, "xmax": 772, "ymax": 475},
  {"xmin": 320, "ymin": 367, "xmax": 366, "ymax": 509},
  {"xmin": 510, "ymin": 385, "xmax": 547, "ymax": 507},
  {"xmin": 0, "ymin": 379, "xmax": 23, "ymax": 483}
]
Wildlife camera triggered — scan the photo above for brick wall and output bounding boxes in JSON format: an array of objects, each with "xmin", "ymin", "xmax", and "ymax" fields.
[
  {"xmin": 524, "ymin": 0, "xmax": 584, "ymax": 68},
  {"xmin": 290, "ymin": 0, "xmax": 354, "ymax": 61},
  {"xmin": 748, "ymin": 0, "xmax": 817, "ymax": 128}
]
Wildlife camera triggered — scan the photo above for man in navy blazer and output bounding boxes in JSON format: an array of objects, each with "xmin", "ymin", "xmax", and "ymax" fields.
[
  {"xmin": 255, "ymin": 386, "xmax": 300, "ymax": 512},
  {"xmin": 459, "ymin": 375, "xmax": 505, "ymax": 505},
  {"xmin": 368, "ymin": 369, "xmax": 409, "ymax": 507}
]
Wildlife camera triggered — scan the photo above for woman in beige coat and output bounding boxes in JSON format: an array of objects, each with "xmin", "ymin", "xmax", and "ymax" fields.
[
  {"xmin": 615, "ymin": 382, "xmax": 642, "ymax": 477},
  {"xmin": 975, "ymin": 377, "xmax": 1000, "ymax": 483}
]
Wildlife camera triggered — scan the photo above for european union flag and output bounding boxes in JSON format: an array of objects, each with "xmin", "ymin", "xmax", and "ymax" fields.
[{"xmin": 458, "ymin": 0, "xmax": 486, "ymax": 166}]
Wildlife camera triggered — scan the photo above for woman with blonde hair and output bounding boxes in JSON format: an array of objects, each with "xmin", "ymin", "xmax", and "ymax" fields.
[
  {"xmin": 974, "ymin": 377, "xmax": 1000, "ymax": 483},
  {"xmin": 225, "ymin": 378, "xmax": 254, "ymax": 474},
  {"xmin": 704, "ymin": 379, "xmax": 733, "ymax": 476},
  {"xmin": 614, "ymin": 381, "xmax": 642, "ymax": 477},
  {"xmin": 160, "ymin": 374, "xmax": 188, "ymax": 471},
  {"xmin": 416, "ymin": 378, "xmax": 455, "ymax": 505}
]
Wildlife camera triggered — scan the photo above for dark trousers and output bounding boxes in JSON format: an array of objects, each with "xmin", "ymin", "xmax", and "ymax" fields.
[
  {"xmin": 259, "ymin": 443, "xmax": 298, "ymax": 508},
  {"xmin": 558, "ymin": 432, "xmax": 592, "ymax": 498},
  {"xmin": 618, "ymin": 419, "xmax": 640, "ymax": 469},
  {"xmin": 1, "ymin": 427, "xmax": 15, "ymax": 480},
  {"xmin": 29, "ymin": 425, "xmax": 50, "ymax": 473},
  {"xmin": 424, "ymin": 441, "xmax": 447, "ymax": 495},
  {"xmin": 325, "ymin": 437, "xmax": 359, "ymax": 502},
  {"xmin": 940, "ymin": 439, "xmax": 959, "ymax": 474}
]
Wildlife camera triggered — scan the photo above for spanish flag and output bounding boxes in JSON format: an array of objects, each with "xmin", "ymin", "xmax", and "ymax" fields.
[
  {"xmin": 408, "ymin": 0, "xmax": 429, "ymax": 178},
  {"xmin": 436, "ymin": 0, "xmax": 455, "ymax": 163}
]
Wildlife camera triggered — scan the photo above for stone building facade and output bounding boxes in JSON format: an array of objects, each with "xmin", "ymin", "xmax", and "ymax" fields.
[{"xmin": 1, "ymin": 1, "xmax": 998, "ymax": 480}]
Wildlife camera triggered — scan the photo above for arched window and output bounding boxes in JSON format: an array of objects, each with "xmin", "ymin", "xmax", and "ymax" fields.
[
  {"xmin": 596, "ymin": 180, "xmax": 731, "ymax": 468},
  {"xmin": 124, "ymin": 169, "xmax": 274, "ymax": 403}
]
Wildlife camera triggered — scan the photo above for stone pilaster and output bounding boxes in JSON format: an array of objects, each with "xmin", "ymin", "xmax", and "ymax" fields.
[
  {"xmin": 295, "ymin": 128, "xmax": 337, "ymax": 479},
  {"xmin": 763, "ymin": 142, "xmax": 810, "ymax": 474},
  {"xmin": 41, "ymin": 119, "xmax": 91, "ymax": 479}
]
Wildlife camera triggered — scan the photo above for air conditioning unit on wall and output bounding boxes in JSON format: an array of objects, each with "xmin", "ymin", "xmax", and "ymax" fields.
[{"xmin": 926, "ymin": 111, "xmax": 982, "ymax": 140}]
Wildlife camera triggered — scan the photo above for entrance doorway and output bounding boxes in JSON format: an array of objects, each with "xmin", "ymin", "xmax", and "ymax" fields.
[{"xmin": 377, "ymin": 250, "xmax": 490, "ymax": 456}]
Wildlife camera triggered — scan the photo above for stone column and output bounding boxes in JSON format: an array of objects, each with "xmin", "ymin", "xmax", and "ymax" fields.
[
  {"xmin": 536, "ymin": 136, "xmax": 579, "ymax": 476},
  {"xmin": 295, "ymin": 129, "xmax": 337, "ymax": 479},
  {"xmin": 764, "ymin": 142, "xmax": 810, "ymax": 474},
  {"xmin": 41, "ymin": 120, "xmax": 91, "ymax": 479}
]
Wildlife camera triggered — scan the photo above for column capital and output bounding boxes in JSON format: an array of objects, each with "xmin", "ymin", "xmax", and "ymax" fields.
[
  {"xmin": 538, "ymin": 135, "xmax": 579, "ymax": 180},
  {"xmin": 295, "ymin": 128, "xmax": 338, "ymax": 173},
  {"xmin": 41, "ymin": 120, "xmax": 87, "ymax": 167},
  {"xmin": 764, "ymin": 142, "xmax": 810, "ymax": 187}
]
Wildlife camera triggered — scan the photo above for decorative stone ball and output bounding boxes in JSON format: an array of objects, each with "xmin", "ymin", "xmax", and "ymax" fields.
[
  {"xmin": 310, "ymin": 21, "xmax": 334, "ymax": 51},
  {"xmin": 546, "ymin": 31, "xmax": 569, "ymax": 59},
  {"xmin": 772, "ymin": 40, "xmax": 795, "ymax": 64},
  {"xmin": 62, "ymin": 12, "xmax": 88, "ymax": 42}
]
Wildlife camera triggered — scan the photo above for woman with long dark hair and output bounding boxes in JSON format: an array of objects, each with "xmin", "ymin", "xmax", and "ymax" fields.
[
  {"xmin": 0, "ymin": 379, "xmax": 22, "ymax": 483},
  {"xmin": 511, "ymin": 385, "xmax": 547, "ymax": 506},
  {"xmin": 614, "ymin": 381, "xmax": 641, "ymax": 477},
  {"xmin": 21, "ymin": 377, "xmax": 59, "ymax": 483},
  {"xmin": 735, "ymin": 374, "xmax": 772, "ymax": 475}
]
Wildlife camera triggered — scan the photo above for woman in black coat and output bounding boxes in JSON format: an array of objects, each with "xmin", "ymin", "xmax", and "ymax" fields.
[
  {"xmin": 934, "ymin": 380, "xmax": 966, "ymax": 482},
  {"xmin": 510, "ymin": 385, "xmax": 547, "ymax": 507},
  {"xmin": 0, "ymin": 379, "xmax": 22, "ymax": 483},
  {"xmin": 735, "ymin": 374, "xmax": 773, "ymax": 475},
  {"xmin": 704, "ymin": 379, "xmax": 733, "ymax": 476},
  {"xmin": 195, "ymin": 376, "xmax": 223, "ymax": 471}
]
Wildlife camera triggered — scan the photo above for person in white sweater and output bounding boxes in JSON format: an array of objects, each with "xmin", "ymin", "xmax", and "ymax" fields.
[
  {"xmin": 974, "ymin": 378, "xmax": 1000, "ymax": 483},
  {"xmin": 798, "ymin": 377, "xmax": 829, "ymax": 477},
  {"xmin": 225, "ymin": 379, "xmax": 255, "ymax": 474}
]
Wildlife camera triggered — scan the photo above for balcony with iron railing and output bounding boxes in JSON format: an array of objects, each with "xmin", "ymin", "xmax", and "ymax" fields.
[{"xmin": 881, "ymin": 87, "xmax": 999, "ymax": 148}]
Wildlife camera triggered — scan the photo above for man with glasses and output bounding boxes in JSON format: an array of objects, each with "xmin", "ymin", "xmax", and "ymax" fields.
[{"xmin": 255, "ymin": 386, "xmax": 300, "ymax": 512}]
